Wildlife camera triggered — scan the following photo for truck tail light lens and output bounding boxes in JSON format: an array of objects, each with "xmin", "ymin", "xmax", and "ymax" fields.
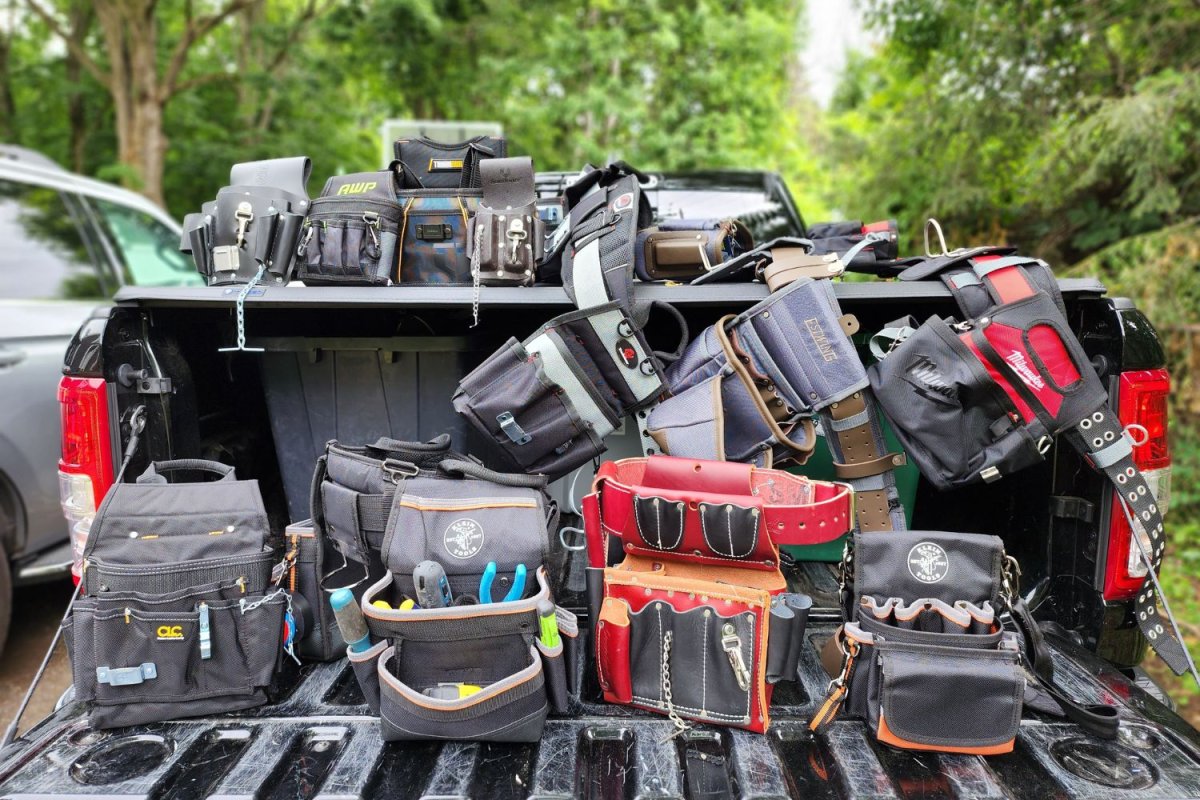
[
  {"xmin": 58, "ymin": 376, "xmax": 114, "ymax": 585},
  {"xmin": 1103, "ymin": 369, "xmax": 1171, "ymax": 600}
]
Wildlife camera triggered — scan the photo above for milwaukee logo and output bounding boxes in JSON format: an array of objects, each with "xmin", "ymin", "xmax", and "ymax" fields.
[
  {"xmin": 1003, "ymin": 351, "xmax": 1045, "ymax": 390},
  {"xmin": 907, "ymin": 355, "xmax": 957, "ymax": 402},
  {"xmin": 336, "ymin": 181, "xmax": 377, "ymax": 195},
  {"xmin": 805, "ymin": 318, "xmax": 837, "ymax": 362}
]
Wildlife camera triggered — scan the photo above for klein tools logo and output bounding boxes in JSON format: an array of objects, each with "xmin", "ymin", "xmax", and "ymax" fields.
[
  {"xmin": 907, "ymin": 542, "xmax": 950, "ymax": 584},
  {"xmin": 444, "ymin": 518, "xmax": 485, "ymax": 559},
  {"xmin": 1003, "ymin": 350, "xmax": 1046, "ymax": 391},
  {"xmin": 335, "ymin": 181, "xmax": 378, "ymax": 195},
  {"xmin": 156, "ymin": 625, "xmax": 185, "ymax": 641},
  {"xmin": 804, "ymin": 318, "xmax": 838, "ymax": 362}
]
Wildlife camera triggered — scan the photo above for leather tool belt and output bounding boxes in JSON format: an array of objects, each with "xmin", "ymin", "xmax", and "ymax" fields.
[
  {"xmin": 467, "ymin": 156, "xmax": 544, "ymax": 287},
  {"xmin": 584, "ymin": 456, "xmax": 847, "ymax": 733},
  {"xmin": 872, "ymin": 250, "xmax": 1191, "ymax": 675},
  {"xmin": 647, "ymin": 276, "xmax": 907, "ymax": 532}
]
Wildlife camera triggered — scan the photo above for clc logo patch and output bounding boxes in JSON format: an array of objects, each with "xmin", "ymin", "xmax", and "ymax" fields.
[
  {"xmin": 156, "ymin": 625, "xmax": 185, "ymax": 641},
  {"xmin": 907, "ymin": 542, "xmax": 949, "ymax": 584},
  {"xmin": 444, "ymin": 518, "xmax": 485, "ymax": 559},
  {"xmin": 336, "ymin": 181, "xmax": 377, "ymax": 195}
]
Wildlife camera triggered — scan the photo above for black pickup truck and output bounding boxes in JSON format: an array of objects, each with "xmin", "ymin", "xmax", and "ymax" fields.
[{"xmin": 2, "ymin": 171, "xmax": 1198, "ymax": 799}]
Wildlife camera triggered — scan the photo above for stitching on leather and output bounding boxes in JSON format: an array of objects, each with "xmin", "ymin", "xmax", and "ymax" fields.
[
  {"xmin": 699, "ymin": 502, "xmax": 758, "ymax": 558},
  {"xmin": 633, "ymin": 495, "xmax": 684, "ymax": 551}
]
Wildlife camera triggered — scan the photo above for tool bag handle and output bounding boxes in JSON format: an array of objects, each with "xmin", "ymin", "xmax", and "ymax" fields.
[
  {"xmin": 136, "ymin": 459, "xmax": 236, "ymax": 484},
  {"xmin": 437, "ymin": 458, "xmax": 549, "ymax": 489}
]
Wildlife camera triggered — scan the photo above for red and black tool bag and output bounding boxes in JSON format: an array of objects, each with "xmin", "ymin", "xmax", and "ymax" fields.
[
  {"xmin": 870, "ymin": 254, "xmax": 1191, "ymax": 676},
  {"xmin": 583, "ymin": 455, "xmax": 851, "ymax": 732}
]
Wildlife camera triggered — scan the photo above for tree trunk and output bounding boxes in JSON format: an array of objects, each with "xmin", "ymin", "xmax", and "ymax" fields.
[{"xmin": 0, "ymin": 30, "xmax": 16, "ymax": 142}]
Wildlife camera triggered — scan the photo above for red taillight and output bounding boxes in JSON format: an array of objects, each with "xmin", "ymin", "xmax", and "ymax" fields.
[
  {"xmin": 58, "ymin": 377, "xmax": 114, "ymax": 584},
  {"xmin": 1103, "ymin": 369, "xmax": 1171, "ymax": 600}
]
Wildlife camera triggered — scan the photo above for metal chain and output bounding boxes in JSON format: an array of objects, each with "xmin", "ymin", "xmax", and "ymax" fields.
[
  {"xmin": 660, "ymin": 631, "xmax": 691, "ymax": 740},
  {"xmin": 219, "ymin": 265, "xmax": 267, "ymax": 353},
  {"xmin": 470, "ymin": 222, "xmax": 483, "ymax": 329},
  {"xmin": 239, "ymin": 586, "xmax": 287, "ymax": 615}
]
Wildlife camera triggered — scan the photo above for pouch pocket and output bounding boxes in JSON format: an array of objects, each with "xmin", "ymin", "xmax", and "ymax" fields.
[
  {"xmin": 85, "ymin": 549, "xmax": 277, "ymax": 596},
  {"xmin": 300, "ymin": 209, "xmax": 399, "ymax": 286},
  {"xmin": 378, "ymin": 643, "xmax": 548, "ymax": 742},
  {"xmin": 537, "ymin": 639, "xmax": 569, "ymax": 714},
  {"xmin": 398, "ymin": 192, "xmax": 479, "ymax": 285},
  {"xmin": 869, "ymin": 317, "xmax": 1046, "ymax": 489},
  {"xmin": 347, "ymin": 640, "xmax": 389, "ymax": 713},
  {"xmin": 452, "ymin": 337, "xmax": 610, "ymax": 479},
  {"xmin": 625, "ymin": 599, "xmax": 757, "ymax": 728},
  {"xmin": 870, "ymin": 637, "xmax": 1023, "ymax": 754}
]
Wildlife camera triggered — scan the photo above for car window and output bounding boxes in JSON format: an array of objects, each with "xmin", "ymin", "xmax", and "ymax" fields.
[
  {"xmin": 88, "ymin": 198, "xmax": 200, "ymax": 286},
  {"xmin": 0, "ymin": 178, "xmax": 110, "ymax": 299},
  {"xmin": 645, "ymin": 188, "xmax": 801, "ymax": 242}
]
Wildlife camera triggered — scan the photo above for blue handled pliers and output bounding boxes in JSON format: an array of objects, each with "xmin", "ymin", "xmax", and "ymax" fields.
[{"xmin": 479, "ymin": 562, "xmax": 526, "ymax": 603}]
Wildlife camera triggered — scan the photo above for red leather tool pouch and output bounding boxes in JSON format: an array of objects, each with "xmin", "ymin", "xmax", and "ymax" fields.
[
  {"xmin": 586, "ymin": 455, "xmax": 854, "ymax": 571},
  {"xmin": 595, "ymin": 557, "xmax": 778, "ymax": 733}
]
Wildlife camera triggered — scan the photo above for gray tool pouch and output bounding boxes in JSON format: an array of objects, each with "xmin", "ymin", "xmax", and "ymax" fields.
[
  {"xmin": 297, "ymin": 170, "xmax": 402, "ymax": 286},
  {"xmin": 349, "ymin": 568, "xmax": 567, "ymax": 742},
  {"xmin": 453, "ymin": 301, "xmax": 667, "ymax": 480},
  {"xmin": 648, "ymin": 277, "xmax": 863, "ymax": 467},
  {"xmin": 380, "ymin": 459, "xmax": 553, "ymax": 598},
  {"xmin": 68, "ymin": 459, "xmax": 285, "ymax": 729}
]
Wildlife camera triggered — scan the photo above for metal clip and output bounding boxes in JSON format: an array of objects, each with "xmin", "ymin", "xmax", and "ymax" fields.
[
  {"xmin": 96, "ymin": 663, "xmax": 157, "ymax": 686},
  {"xmin": 198, "ymin": 602, "xmax": 212, "ymax": 660},
  {"xmin": 721, "ymin": 623, "xmax": 751, "ymax": 691},
  {"xmin": 296, "ymin": 223, "xmax": 314, "ymax": 257},
  {"xmin": 234, "ymin": 202, "xmax": 254, "ymax": 248},
  {"xmin": 497, "ymin": 411, "xmax": 532, "ymax": 446},
  {"xmin": 506, "ymin": 218, "xmax": 528, "ymax": 265},
  {"xmin": 381, "ymin": 458, "xmax": 420, "ymax": 483},
  {"xmin": 363, "ymin": 211, "xmax": 380, "ymax": 251}
]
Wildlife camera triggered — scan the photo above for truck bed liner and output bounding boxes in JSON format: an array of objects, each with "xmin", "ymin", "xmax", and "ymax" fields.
[{"xmin": 3, "ymin": 612, "xmax": 1198, "ymax": 799}]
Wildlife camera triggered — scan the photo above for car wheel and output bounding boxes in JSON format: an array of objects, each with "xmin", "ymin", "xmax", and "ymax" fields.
[{"xmin": 0, "ymin": 535, "xmax": 11, "ymax": 659}]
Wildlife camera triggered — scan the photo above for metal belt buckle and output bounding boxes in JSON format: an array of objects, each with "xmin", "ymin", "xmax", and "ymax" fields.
[{"xmin": 497, "ymin": 411, "xmax": 532, "ymax": 446}]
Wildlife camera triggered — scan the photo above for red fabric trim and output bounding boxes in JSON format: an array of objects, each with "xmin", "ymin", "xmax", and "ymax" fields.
[
  {"xmin": 960, "ymin": 332, "xmax": 1037, "ymax": 423},
  {"xmin": 982, "ymin": 322, "xmax": 1065, "ymax": 417}
]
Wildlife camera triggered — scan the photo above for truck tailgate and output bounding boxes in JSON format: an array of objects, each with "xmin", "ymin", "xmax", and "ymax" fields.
[{"xmin": 2, "ymin": 615, "xmax": 1198, "ymax": 800}]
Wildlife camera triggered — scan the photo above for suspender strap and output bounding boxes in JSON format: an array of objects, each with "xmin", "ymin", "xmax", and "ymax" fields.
[
  {"xmin": 822, "ymin": 391, "xmax": 907, "ymax": 532},
  {"xmin": 1067, "ymin": 408, "xmax": 1195, "ymax": 676}
]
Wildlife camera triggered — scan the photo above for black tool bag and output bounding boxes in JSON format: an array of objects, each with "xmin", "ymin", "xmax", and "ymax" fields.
[
  {"xmin": 807, "ymin": 219, "xmax": 899, "ymax": 269},
  {"xmin": 181, "ymin": 157, "xmax": 311, "ymax": 286},
  {"xmin": 296, "ymin": 170, "xmax": 402, "ymax": 286},
  {"xmin": 347, "ymin": 566, "xmax": 570, "ymax": 742},
  {"xmin": 282, "ymin": 520, "xmax": 344, "ymax": 661},
  {"xmin": 452, "ymin": 301, "xmax": 670, "ymax": 480},
  {"xmin": 310, "ymin": 435, "xmax": 464, "ymax": 568},
  {"xmin": 811, "ymin": 530, "xmax": 1118, "ymax": 753},
  {"xmin": 869, "ymin": 246, "xmax": 1192, "ymax": 676},
  {"xmin": 467, "ymin": 157, "xmax": 544, "ymax": 287},
  {"xmin": 67, "ymin": 460, "xmax": 285, "ymax": 729},
  {"xmin": 393, "ymin": 135, "xmax": 507, "ymax": 189}
]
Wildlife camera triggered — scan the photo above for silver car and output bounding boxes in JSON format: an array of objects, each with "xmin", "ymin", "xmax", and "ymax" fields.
[{"xmin": 0, "ymin": 145, "xmax": 197, "ymax": 652}]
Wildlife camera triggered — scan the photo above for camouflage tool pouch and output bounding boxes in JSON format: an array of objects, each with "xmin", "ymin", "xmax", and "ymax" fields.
[{"xmin": 397, "ymin": 189, "xmax": 480, "ymax": 285}]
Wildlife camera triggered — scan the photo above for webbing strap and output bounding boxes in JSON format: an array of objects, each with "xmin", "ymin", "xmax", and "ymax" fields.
[{"xmin": 1069, "ymin": 409, "xmax": 1195, "ymax": 676}]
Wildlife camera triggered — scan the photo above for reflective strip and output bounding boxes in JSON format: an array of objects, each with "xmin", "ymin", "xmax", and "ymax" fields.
[
  {"xmin": 571, "ymin": 239, "xmax": 612, "ymax": 310},
  {"xmin": 526, "ymin": 333, "xmax": 616, "ymax": 438},
  {"xmin": 1090, "ymin": 436, "xmax": 1134, "ymax": 469},
  {"xmin": 829, "ymin": 409, "xmax": 870, "ymax": 432},
  {"xmin": 584, "ymin": 307, "xmax": 661, "ymax": 402},
  {"xmin": 970, "ymin": 255, "xmax": 1034, "ymax": 276}
]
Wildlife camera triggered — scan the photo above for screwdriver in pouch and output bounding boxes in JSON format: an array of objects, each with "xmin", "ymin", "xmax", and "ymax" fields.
[{"xmin": 330, "ymin": 587, "xmax": 371, "ymax": 653}]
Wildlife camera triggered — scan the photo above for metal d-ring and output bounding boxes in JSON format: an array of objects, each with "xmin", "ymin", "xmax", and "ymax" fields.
[{"xmin": 924, "ymin": 218, "xmax": 950, "ymax": 258}]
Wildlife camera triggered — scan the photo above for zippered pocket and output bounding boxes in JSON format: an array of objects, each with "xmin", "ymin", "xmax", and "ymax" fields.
[{"xmin": 84, "ymin": 549, "xmax": 277, "ymax": 596}]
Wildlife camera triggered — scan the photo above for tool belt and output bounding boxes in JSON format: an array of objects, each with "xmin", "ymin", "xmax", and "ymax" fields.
[
  {"xmin": 452, "ymin": 301, "xmax": 673, "ymax": 480},
  {"xmin": 296, "ymin": 169, "xmax": 402, "ymax": 286},
  {"xmin": 67, "ymin": 460, "xmax": 285, "ymax": 729},
  {"xmin": 393, "ymin": 135, "xmax": 507, "ymax": 189},
  {"xmin": 647, "ymin": 276, "xmax": 907, "ymax": 532},
  {"xmin": 467, "ymin": 156, "xmax": 544, "ymax": 287},
  {"xmin": 807, "ymin": 219, "xmax": 900, "ymax": 270},
  {"xmin": 584, "ymin": 456, "xmax": 850, "ymax": 733},
  {"xmin": 633, "ymin": 218, "xmax": 753, "ymax": 282},
  {"xmin": 812, "ymin": 530, "xmax": 1118, "ymax": 752},
  {"xmin": 181, "ymin": 157, "xmax": 311, "ymax": 286},
  {"xmin": 870, "ymin": 249, "xmax": 1191, "ymax": 674}
]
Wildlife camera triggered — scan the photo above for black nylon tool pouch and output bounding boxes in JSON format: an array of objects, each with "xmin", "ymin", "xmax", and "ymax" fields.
[
  {"xmin": 297, "ymin": 171, "xmax": 402, "ymax": 286},
  {"xmin": 68, "ymin": 460, "xmax": 285, "ymax": 729},
  {"xmin": 453, "ymin": 302, "xmax": 667, "ymax": 480},
  {"xmin": 393, "ymin": 136, "xmax": 507, "ymax": 189},
  {"xmin": 350, "ymin": 567, "xmax": 568, "ymax": 742},
  {"xmin": 832, "ymin": 530, "xmax": 1025, "ymax": 754}
]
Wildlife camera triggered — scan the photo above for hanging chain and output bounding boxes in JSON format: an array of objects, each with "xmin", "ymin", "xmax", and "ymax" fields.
[
  {"xmin": 470, "ymin": 222, "xmax": 484, "ymax": 329},
  {"xmin": 660, "ymin": 630, "xmax": 692, "ymax": 741},
  {"xmin": 219, "ymin": 265, "xmax": 267, "ymax": 353}
]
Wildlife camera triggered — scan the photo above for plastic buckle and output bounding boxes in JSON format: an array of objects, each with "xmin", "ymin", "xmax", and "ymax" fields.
[
  {"xmin": 96, "ymin": 663, "xmax": 157, "ymax": 687},
  {"xmin": 497, "ymin": 412, "xmax": 532, "ymax": 446}
]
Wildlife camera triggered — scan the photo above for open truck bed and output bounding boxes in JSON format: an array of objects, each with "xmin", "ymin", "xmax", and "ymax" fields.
[{"xmin": 4, "ymin": 277, "xmax": 1198, "ymax": 798}]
